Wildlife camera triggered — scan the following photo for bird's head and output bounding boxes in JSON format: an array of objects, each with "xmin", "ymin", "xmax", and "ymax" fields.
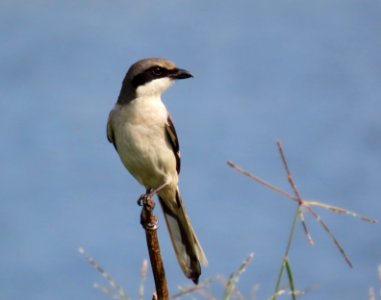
[{"xmin": 122, "ymin": 58, "xmax": 193, "ymax": 98}]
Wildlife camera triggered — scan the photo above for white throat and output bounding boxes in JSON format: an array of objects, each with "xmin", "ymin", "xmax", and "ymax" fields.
[{"xmin": 136, "ymin": 77, "xmax": 174, "ymax": 98}]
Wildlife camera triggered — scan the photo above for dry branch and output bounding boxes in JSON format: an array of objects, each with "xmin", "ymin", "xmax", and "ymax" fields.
[{"xmin": 139, "ymin": 195, "xmax": 169, "ymax": 300}]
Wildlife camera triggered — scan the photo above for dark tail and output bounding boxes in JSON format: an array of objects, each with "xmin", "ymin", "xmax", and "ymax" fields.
[{"xmin": 159, "ymin": 190, "xmax": 207, "ymax": 284}]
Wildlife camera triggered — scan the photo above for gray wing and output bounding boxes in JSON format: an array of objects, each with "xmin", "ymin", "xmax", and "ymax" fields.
[{"xmin": 165, "ymin": 115, "xmax": 181, "ymax": 174}]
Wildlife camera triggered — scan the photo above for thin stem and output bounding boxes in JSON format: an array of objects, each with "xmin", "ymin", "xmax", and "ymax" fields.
[
  {"xmin": 277, "ymin": 141, "xmax": 303, "ymax": 205},
  {"xmin": 284, "ymin": 258, "xmax": 297, "ymax": 300},
  {"xmin": 285, "ymin": 207, "xmax": 301, "ymax": 256},
  {"xmin": 227, "ymin": 161, "xmax": 297, "ymax": 202},
  {"xmin": 272, "ymin": 206, "xmax": 300, "ymax": 300},
  {"xmin": 140, "ymin": 195, "xmax": 169, "ymax": 299}
]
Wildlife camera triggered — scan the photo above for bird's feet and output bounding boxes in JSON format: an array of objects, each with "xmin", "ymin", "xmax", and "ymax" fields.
[
  {"xmin": 137, "ymin": 182, "xmax": 169, "ymax": 230},
  {"xmin": 138, "ymin": 189, "xmax": 158, "ymax": 230},
  {"xmin": 137, "ymin": 190, "xmax": 155, "ymax": 210},
  {"xmin": 136, "ymin": 182, "xmax": 168, "ymax": 208}
]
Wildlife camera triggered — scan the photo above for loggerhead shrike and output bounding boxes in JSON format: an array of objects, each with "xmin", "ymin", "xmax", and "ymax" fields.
[{"xmin": 107, "ymin": 58, "xmax": 207, "ymax": 283}]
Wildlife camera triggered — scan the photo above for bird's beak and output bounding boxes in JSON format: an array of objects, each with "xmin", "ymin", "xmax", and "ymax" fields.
[{"xmin": 169, "ymin": 68, "xmax": 193, "ymax": 80}]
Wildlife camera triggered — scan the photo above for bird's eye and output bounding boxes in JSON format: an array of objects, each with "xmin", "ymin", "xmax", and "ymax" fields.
[{"xmin": 151, "ymin": 67, "xmax": 163, "ymax": 76}]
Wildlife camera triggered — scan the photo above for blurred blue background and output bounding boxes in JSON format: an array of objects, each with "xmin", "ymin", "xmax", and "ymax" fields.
[{"xmin": 1, "ymin": 1, "xmax": 380, "ymax": 299}]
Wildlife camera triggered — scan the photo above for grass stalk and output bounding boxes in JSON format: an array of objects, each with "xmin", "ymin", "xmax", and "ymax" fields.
[{"xmin": 272, "ymin": 206, "xmax": 300, "ymax": 300}]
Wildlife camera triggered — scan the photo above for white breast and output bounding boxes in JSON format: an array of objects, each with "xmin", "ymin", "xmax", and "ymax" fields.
[{"xmin": 110, "ymin": 95, "xmax": 178, "ymax": 189}]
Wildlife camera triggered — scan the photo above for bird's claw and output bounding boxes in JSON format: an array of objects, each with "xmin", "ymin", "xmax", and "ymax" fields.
[
  {"xmin": 137, "ymin": 191, "xmax": 155, "ymax": 210},
  {"xmin": 137, "ymin": 192, "xmax": 155, "ymax": 209},
  {"xmin": 137, "ymin": 194, "xmax": 148, "ymax": 206}
]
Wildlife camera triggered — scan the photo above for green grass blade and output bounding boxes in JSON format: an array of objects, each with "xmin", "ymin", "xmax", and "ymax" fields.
[{"xmin": 284, "ymin": 258, "xmax": 297, "ymax": 300}]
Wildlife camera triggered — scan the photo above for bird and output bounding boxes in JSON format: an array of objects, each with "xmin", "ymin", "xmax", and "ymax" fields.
[{"xmin": 106, "ymin": 58, "xmax": 207, "ymax": 284}]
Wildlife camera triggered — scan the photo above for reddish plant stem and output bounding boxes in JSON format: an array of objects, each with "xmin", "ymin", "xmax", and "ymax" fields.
[{"xmin": 140, "ymin": 196, "xmax": 169, "ymax": 300}]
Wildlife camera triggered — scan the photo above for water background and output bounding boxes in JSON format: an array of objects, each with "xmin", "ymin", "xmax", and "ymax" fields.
[{"xmin": 1, "ymin": 1, "xmax": 380, "ymax": 299}]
